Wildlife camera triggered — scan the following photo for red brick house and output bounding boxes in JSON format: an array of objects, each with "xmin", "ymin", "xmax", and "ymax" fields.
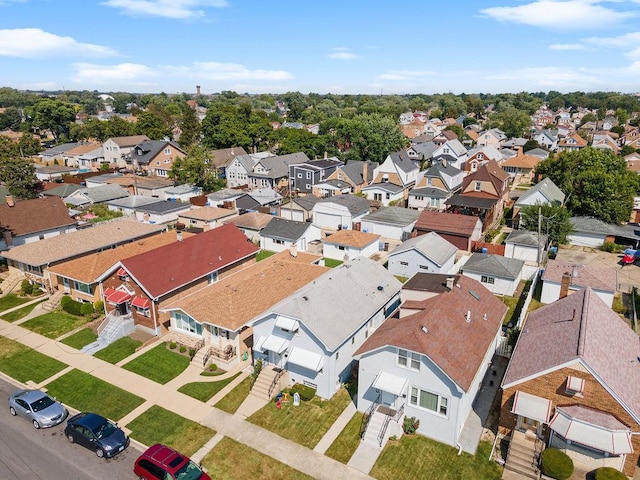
[
  {"xmin": 413, "ymin": 210, "xmax": 483, "ymax": 251},
  {"xmin": 499, "ymin": 288, "xmax": 640, "ymax": 475}
]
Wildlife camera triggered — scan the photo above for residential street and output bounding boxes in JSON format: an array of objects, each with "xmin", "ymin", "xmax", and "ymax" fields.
[{"xmin": 0, "ymin": 378, "xmax": 140, "ymax": 480}]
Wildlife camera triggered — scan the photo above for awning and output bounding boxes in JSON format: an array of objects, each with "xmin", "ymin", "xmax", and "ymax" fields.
[
  {"xmin": 253, "ymin": 336, "xmax": 266, "ymax": 352},
  {"xmin": 106, "ymin": 290, "xmax": 131, "ymax": 304},
  {"xmin": 372, "ymin": 371, "xmax": 409, "ymax": 396},
  {"xmin": 117, "ymin": 267, "xmax": 127, "ymax": 276},
  {"xmin": 550, "ymin": 406, "xmax": 633, "ymax": 455},
  {"xmin": 275, "ymin": 316, "xmax": 299, "ymax": 332},
  {"xmin": 511, "ymin": 391, "xmax": 553, "ymax": 423},
  {"xmin": 103, "ymin": 287, "xmax": 116, "ymax": 297},
  {"xmin": 131, "ymin": 296, "xmax": 150, "ymax": 309},
  {"xmin": 261, "ymin": 335, "xmax": 289, "ymax": 354},
  {"xmin": 287, "ymin": 347, "xmax": 323, "ymax": 372}
]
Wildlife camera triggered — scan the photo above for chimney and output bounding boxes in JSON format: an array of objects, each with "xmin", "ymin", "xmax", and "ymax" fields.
[
  {"xmin": 5, "ymin": 195, "xmax": 14, "ymax": 207},
  {"xmin": 446, "ymin": 277, "xmax": 455, "ymax": 290},
  {"xmin": 324, "ymin": 151, "xmax": 328, "ymax": 160},
  {"xmin": 441, "ymin": 157, "xmax": 447, "ymax": 167},
  {"xmin": 559, "ymin": 271, "xmax": 571, "ymax": 299},
  {"xmin": 289, "ymin": 243, "xmax": 298, "ymax": 258},
  {"xmin": 465, "ymin": 310, "xmax": 471, "ymax": 323},
  {"xmin": 176, "ymin": 231, "xmax": 183, "ymax": 242},
  {"xmin": 362, "ymin": 162, "xmax": 369, "ymax": 185}
]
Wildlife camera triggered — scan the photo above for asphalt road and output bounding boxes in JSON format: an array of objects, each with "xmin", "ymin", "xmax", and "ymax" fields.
[{"xmin": 0, "ymin": 377, "xmax": 141, "ymax": 480}]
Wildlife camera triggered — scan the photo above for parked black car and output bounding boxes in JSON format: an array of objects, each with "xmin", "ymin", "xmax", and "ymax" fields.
[{"xmin": 64, "ymin": 412, "xmax": 129, "ymax": 458}]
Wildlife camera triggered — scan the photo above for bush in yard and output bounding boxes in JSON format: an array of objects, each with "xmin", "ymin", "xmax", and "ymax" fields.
[
  {"xmin": 403, "ymin": 416, "xmax": 420, "ymax": 435},
  {"xmin": 540, "ymin": 448, "xmax": 574, "ymax": 480},
  {"xmin": 209, "ymin": 363, "xmax": 217, "ymax": 372},
  {"xmin": 80, "ymin": 302, "xmax": 94, "ymax": 316},
  {"xmin": 21, "ymin": 279, "xmax": 33, "ymax": 295},
  {"xmin": 179, "ymin": 345, "xmax": 186, "ymax": 353},
  {"xmin": 94, "ymin": 300, "xmax": 104, "ymax": 314},
  {"xmin": 290, "ymin": 383, "xmax": 316, "ymax": 401},
  {"xmin": 189, "ymin": 348, "xmax": 196, "ymax": 358},
  {"xmin": 594, "ymin": 467, "xmax": 627, "ymax": 480},
  {"xmin": 60, "ymin": 295, "xmax": 83, "ymax": 316},
  {"xmin": 169, "ymin": 341, "xmax": 177, "ymax": 349}
]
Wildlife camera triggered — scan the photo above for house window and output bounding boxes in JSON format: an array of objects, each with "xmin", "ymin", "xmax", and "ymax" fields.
[
  {"xmin": 427, "ymin": 178, "xmax": 432, "ymax": 186},
  {"xmin": 273, "ymin": 239, "xmax": 284, "ymax": 245},
  {"xmin": 410, "ymin": 387, "xmax": 448, "ymax": 416},
  {"xmin": 374, "ymin": 193, "xmax": 382, "ymax": 201},
  {"xmin": 73, "ymin": 281, "xmax": 92, "ymax": 294},
  {"xmin": 480, "ymin": 275, "xmax": 495, "ymax": 285},
  {"xmin": 351, "ymin": 336, "xmax": 355, "ymax": 345},
  {"xmin": 136, "ymin": 306, "xmax": 151, "ymax": 317},
  {"xmin": 297, "ymin": 173, "xmax": 303, "ymax": 178},
  {"xmin": 338, "ymin": 245, "xmax": 345, "ymax": 251},
  {"xmin": 336, "ymin": 352, "xmax": 339, "ymax": 360},
  {"xmin": 208, "ymin": 271, "xmax": 218, "ymax": 284},
  {"xmin": 419, "ymin": 265, "xmax": 429, "ymax": 270},
  {"xmin": 164, "ymin": 148, "xmax": 171, "ymax": 155},
  {"xmin": 306, "ymin": 184, "xmax": 311, "ymax": 189},
  {"xmin": 400, "ymin": 261, "xmax": 409, "ymax": 266},
  {"xmin": 173, "ymin": 312, "xmax": 202, "ymax": 335},
  {"xmin": 385, "ymin": 193, "xmax": 391, "ymax": 200},
  {"xmin": 474, "ymin": 181, "xmax": 481, "ymax": 191},
  {"xmin": 338, "ymin": 173, "xmax": 343, "ymax": 180},
  {"xmin": 397, "ymin": 348, "xmax": 420, "ymax": 370},
  {"xmin": 430, "ymin": 198, "xmax": 438, "ymax": 207},
  {"xmin": 306, "ymin": 172, "xmax": 311, "ymax": 179},
  {"xmin": 415, "ymin": 195, "xmax": 423, "ymax": 201}
]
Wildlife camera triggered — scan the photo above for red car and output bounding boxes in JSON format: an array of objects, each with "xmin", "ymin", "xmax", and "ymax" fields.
[{"xmin": 133, "ymin": 444, "xmax": 211, "ymax": 480}]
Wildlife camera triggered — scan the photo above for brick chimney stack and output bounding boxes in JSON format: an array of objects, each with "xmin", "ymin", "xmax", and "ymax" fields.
[
  {"xmin": 5, "ymin": 195, "xmax": 14, "ymax": 207},
  {"xmin": 362, "ymin": 162, "xmax": 369, "ymax": 186},
  {"xmin": 559, "ymin": 271, "xmax": 572, "ymax": 299}
]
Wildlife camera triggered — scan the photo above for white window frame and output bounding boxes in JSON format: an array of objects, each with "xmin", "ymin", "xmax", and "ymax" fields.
[
  {"xmin": 480, "ymin": 275, "xmax": 495, "ymax": 285},
  {"xmin": 397, "ymin": 348, "xmax": 420, "ymax": 370},
  {"xmin": 409, "ymin": 386, "xmax": 448, "ymax": 417}
]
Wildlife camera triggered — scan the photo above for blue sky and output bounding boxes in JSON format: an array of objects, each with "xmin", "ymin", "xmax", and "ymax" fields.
[{"xmin": 1, "ymin": 0, "xmax": 640, "ymax": 95}]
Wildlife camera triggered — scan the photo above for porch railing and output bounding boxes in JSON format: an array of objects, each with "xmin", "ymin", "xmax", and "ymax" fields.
[
  {"xmin": 360, "ymin": 392, "xmax": 381, "ymax": 440},
  {"xmin": 268, "ymin": 367, "xmax": 285, "ymax": 399},
  {"xmin": 377, "ymin": 403, "xmax": 404, "ymax": 447}
]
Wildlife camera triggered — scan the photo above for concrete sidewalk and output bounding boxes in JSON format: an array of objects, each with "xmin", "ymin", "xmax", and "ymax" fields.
[{"xmin": 0, "ymin": 318, "xmax": 375, "ymax": 480}]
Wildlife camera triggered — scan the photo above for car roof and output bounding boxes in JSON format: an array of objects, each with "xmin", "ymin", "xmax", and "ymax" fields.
[
  {"xmin": 142, "ymin": 444, "xmax": 188, "ymax": 471},
  {"xmin": 12, "ymin": 389, "xmax": 47, "ymax": 403},
  {"xmin": 72, "ymin": 412, "xmax": 108, "ymax": 430}
]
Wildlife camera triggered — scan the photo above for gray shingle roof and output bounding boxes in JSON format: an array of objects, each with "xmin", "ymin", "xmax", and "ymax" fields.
[
  {"xmin": 136, "ymin": 201, "xmax": 191, "ymax": 214},
  {"xmin": 424, "ymin": 162, "xmax": 461, "ymax": 177},
  {"xmin": 389, "ymin": 231, "xmax": 457, "ymax": 266},
  {"xmin": 316, "ymin": 195, "xmax": 370, "ymax": 216},
  {"xmin": 362, "ymin": 207, "xmax": 420, "ymax": 226},
  {"xmin": 269, "ymin": 257, "xmax": 402, "ymax": 350},
  {"xmin": 570, "ymin": 216, "xmax": 640, "ymax": 240},
  {"xmin": 363, "ymin": 182, "xmax": 404, "ymax": 193},
  {"xmin": 462, "ymin": 252, "xmax": 524, "ymax": 280},
  {"xmin": 505, "ymin": 229, "xmax": 547, "ymax": 248},
  {"xmin": 408, "ymin": 187, "xmax": 449, "ymax": 198},
  {"xmin": 261, "ymin": 217, "xmax": 312, "ymax": 241},
  {"xmin": 106, "ymin": 195, "xmax": 165, "ymax": 209},
  {"xmin": 388, "ymin": 151, "xmax": 418, "ymax": 174},
  {"xmin": 515, "ymin": 177, "xmax": 565, "ymax": 207},
  {"xmin": 84, "ymin": 184, "xmax": 129, "ymax": 203},
  {"xmin": 341, "ymin": 160, "xmax": 378, "ymax": 184},
  {"xmin": 130, "ymin": 140, "xmax": 185, "ymax": 166},
  {"xmin": 251, "ymin": 152, "xmax": 310, "ymax": 179}
]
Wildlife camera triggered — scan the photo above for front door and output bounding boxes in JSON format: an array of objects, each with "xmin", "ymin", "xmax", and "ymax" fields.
[
  {"xmin": 381, "ymin": 391, "xmax": 396, "ymax": 407},
  {"xmin": 268, "ymin": 350, "xmax": 283, "ymax": 367},
  {"xmin": 62, "ymin": 278, "xmax": 70, "ymax": 293}
]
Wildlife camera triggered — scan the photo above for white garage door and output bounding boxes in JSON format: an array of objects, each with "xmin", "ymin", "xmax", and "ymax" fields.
[{"xmin": 315, "ymin": 212, "xmax": 343, "ymax": 229}]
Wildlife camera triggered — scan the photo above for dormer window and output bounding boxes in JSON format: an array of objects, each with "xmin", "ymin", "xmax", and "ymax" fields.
[
  {"xmin": 474, "ymin": 181, "xmax": 481, "ymax": 191},
  {"xmin": 565, "ymin": 376, "xmax": 585, "ymax": 397}
]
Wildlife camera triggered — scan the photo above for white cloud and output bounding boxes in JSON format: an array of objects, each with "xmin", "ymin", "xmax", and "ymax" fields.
[
  {"xmin": 549, "ymin": 43, "xmax": 587, "ymax": 50},
  {"xmin": 480, "ymin": 1, "xmax": 636, "ymax": 29},
  {"xmin": 485, "ymin": 66, "xmax": 605, "ymax": 90},
  {"xmin": 327, "ymin": 47, "xmax": 359, "ymax": 60},
  {"xmin": 71, "ymin": 63, "xmax": 156, "ymax": 85},
  {"xmin": 102, "ymin": 0, "xmax": 227, "ymax": 19},
  {"xmin": 377, "ymin": 70, "xmax": 435, "ymax": 81},
  {"xmin": 184, "ymin": 62, "xmax": 293, "ymax": 81},
  {"xmin": 0, "ymin": 28, "xmax": 117, "ymax": 59}
]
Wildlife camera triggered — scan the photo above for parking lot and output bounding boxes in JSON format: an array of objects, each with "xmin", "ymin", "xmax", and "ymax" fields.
[{"xmin": 555, "ymin": 245, "xmax": 640, "ymax": 293}]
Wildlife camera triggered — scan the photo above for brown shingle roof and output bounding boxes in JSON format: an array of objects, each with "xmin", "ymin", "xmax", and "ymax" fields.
[
  {"xmin": 64, "ymin": 143, "xmax": 101, "ymax": 156},
  {"xmin": 121, "ymin": 223, "xmax": 258, "ymax": 299},
  {"xmin": 0, "ymin": 196, "xmax": 76, "ymax": 237},
  {"xmin": 223, "ymin": 212, "xmax": 275, "ymax": 230},
  {"xmin": 501, "ymin": 153, "xmax": 541, "ymax": 169},
  {"xmin": 542, "ymin": 260, "xmax": 617, "ymax": 292},
  {"xmin": 414, "ymin": 210, "xmax": 482, "ymax": 236},
  {"xmin": 503, "ymin": 288, "xmax": 640, "ymax": 419},
  {"xmin": 110, "ymin": 135, "xmax": 149, "ymax": 147},
  {"xmin": 178, "ymin": 207, "xmax": 236, "ymax": 222},
  {"xmin": 161, "ymin": 251, "xmax": 328, "ymax": 331},
  {"xmin": 209, "ymin": 147, "xmax": 248, "ymax": 169},
  {"xmin": 355, "ymin": 275, "xmax": 507, "ymax": 392},
  {"xmin": 47, "ymin": 231, "xmax": 195, "ymax": 283},
  {"xmin": 323, "ymin": 229, "xmax": 380, "ymax": 248}
]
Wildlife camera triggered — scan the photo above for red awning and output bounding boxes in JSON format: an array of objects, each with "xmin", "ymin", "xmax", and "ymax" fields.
[
  {"xmin": 117, "ymin": 267, "xmax": 127, "ymax": 276},
  {"xmin": 103, "ymin": 287, "xmax": 116, "ymax": 297},
  {"xmin": 131, "ymin": 296, "xmax": 150, "ymax": 309},
  {"xmin": 107, "ymin": 290, "xmax": 131, "ymax": 304}
]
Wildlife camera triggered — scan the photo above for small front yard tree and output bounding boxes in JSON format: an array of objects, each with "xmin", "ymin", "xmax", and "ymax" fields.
[
  {"xmin": 519, "ymin": 203, "xmax": 572, "ymax": 245},
  {"xmin": 540, "ymin": 448, "xmax": 574, "ymax": 480}
]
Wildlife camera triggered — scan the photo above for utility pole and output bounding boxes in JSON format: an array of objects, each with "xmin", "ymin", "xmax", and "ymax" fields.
[{"xmin": 537, "ymin": 205, "xmax": 542, "ymax": 268}]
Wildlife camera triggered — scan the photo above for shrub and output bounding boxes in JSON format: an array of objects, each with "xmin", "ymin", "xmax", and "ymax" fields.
[
  {"xmin": 21, "ymin": 279, "xmax": 33, "ymax": 295},
  {"xmin": 169, "ymin": 341, "xmax": 177, "ymax": 350},
  {"xmin": 179, "ymin": 345, "xmax": 187, "ymax": 353},
  {"xmin": 80, "ymin": 302, "xmax": 94, "ymax": 316},
  {"xmin": 403, "ymin": 416, "xmax": 420, "ymax": 435},
  {"xmin": 594, "ymin": 467, "xmax": 627, "ymax": 480},
  {"xmin": 60, "ymin": 295, "xmax": 83, "ymax": 316},
  {"xmin": 189, "ymin": 348, "xmax": 196, "ymax": 358},
  {"xmin": 209, "ymin": 363, "xmax": 217, "ymax": 372},
  {"xmin": 94, "ymin": 300, "xmax": 104, "ymax": 314},
  {"xmin": 290, "ymin": 383, "xmax": 316, "ymax": 401},
  {"xmin": 601, "ymin": 241, "xmax": 624, "ymax": 253},
  {"xmin": 250, "ymin": 358, "xmax": 263, "ymax": 389},
  {"xmin": 540, "ymin": 448, "xmax": 574, "ymax": 480}
]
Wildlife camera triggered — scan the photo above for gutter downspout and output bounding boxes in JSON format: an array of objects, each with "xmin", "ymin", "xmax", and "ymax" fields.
[
  {"xmin": 456, "ymin": 442, "xmax": 463, "ymax": 456},
  {"xmin": 151, "ymin": 299, "xmax": 159, "ymax": 336}
]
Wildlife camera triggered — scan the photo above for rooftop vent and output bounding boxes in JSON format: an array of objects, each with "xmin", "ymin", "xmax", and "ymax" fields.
[
  {"xmin": 421, "ymin": 326, "xmax": 428, "ymax": 334},
  {"xmin": 465, "ymin": 310, "xmax": 471, "ymax": 323}
]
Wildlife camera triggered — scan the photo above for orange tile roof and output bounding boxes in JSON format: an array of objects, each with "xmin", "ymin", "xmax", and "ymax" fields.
[
  {"xmin": 501, "ymin": 154, "xmax": 541, "ymax": 169},
  {"xmin": 323, "ymin": 229, "xmax": 380, "ymax": 248},
  {"xmin": 161, "ymin": 250, "xmax": 328, "ymax": 330}
]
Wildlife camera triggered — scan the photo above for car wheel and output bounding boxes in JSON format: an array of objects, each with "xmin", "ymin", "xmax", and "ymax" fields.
[
  {"xmin": 95, "ymin": 448, "xmax": 104, "ymax": 458},
  {"xmin": 66, "ymin": 434, "xmax": 74, "ymax": 444},
  {"xmin": 33, "ymin": 420, "xmax": 40, "ymax": 429},
  {"xmin": 9, "ymin": 406, "xmax": 16, "ymax": 416}
]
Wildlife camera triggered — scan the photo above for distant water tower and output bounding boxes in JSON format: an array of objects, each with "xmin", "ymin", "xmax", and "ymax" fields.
[{"xmin": 196, "ymin": 85, "xmax": 201, "ymax": 97}]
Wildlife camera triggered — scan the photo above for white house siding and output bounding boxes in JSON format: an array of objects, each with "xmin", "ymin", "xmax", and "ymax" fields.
[
  {"xmin": 540, "ymin": 283, "xmax": 614, "ymax": 307},
  {"xmin": 16, "ymin": 226, "xmax": 78, "ymax": 247},
  {"xmin": 360, "ymin": 221, "xmax": 415, "ymax": 242},
  {"xmin": 364, "ymin": 188, "xmax": 405, "ymax": 207},
  {"xmin": 462, "ymin": 271, "xmax": 520, "ymax": 296},
  {"xmin": 358, "ymin": 346, "xmax": 463, "ymax": 447},
  {"xmin": 387, "ymin": 250, "xmax": 455, "ymax": 278},
  {"xmin": 323, "ymin": 242, "xmax": 378, "ymax": 261},
  {"xmin": 225, "ymin": 162, "xmax": 250, "ymax": 188},
  {"xmin": 567, "ymin": 232, "xmax": 608, "ymax": 248},
  {"xmin": 260, "ymin": 225, "xmax": 322, "ymax": 253},
  {"xmin": 135, "ymin": 209, "xmax": 190, "ymax": 225},
  {"xmin": 504, "ymin": 244, "xmax": 540, "ymax": 264},
  {"xmin": 313, "ymin": 204, "xmax": 355, "ymax": 230},
  {"xmin": 515, "ymin": 190, "xmax": 548, "ymax": 207},
  {"xmin": 279, "ymin": 207, "xmax": 306, "ymax": 223},
  {"xmin": 408, "ymin": 196, "xmax": 446, "ymax": 211}
]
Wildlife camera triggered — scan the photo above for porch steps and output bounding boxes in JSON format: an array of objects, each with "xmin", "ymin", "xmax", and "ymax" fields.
[
  {"xmin": 82, "ymin": 315, "xmax": 135, "ymax": 355},
  {"xmin": 251, "ymin": 367, "xmax": 285, "ymax": 401},
  {"xmin": 42, "ymin": 290, "xmax": 66, "ymax": 312},
  {"xmin": 0, "ymin": 272, "xmax": 24, "ymax": 296},
  {"xmin": 503, "ymin": 431, "xmax": 541, "ymax": 480},
  {"xmin": 191, "ymin": 345, "xmax": 209, "ymax": 368},
  {"xmin": 362, "ymin": 411, "xmax": 387, "ymax": 448}
]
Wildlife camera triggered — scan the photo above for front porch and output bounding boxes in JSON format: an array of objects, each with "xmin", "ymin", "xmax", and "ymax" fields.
[{"xmin": 165, "ymin": 328, "xmax": 240, "ymax": 370}]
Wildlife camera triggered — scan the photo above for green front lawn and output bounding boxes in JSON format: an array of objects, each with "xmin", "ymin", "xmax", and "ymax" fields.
[
  {"xmin": 60, "ymin": 328, "xmax": 98, "ymax": 350},
  {"xmin": 370, "ymin": 437, "xmax": 502, "ymax": 480},
  {"xmin": 178, "ymin": 373, "xmax": 241, "ymax": 402},
  {"xmin": 499, "ymin": 295, "xmax": 519, "ymax": 326},
  {"xmin": 21, "ymin": 312, "xmax": 90, "ymax": 339},
  {"xmin": 248, "ymin": 387, "xmax": 352, "ymax": 449},
  {"xmin": 45, "ymin": 369, "xmax": 144, "ymax": 421},
  {"xmin": 214, "ymin": 376, "xmax": 252, "ymax": 414},
  {"xmin": 201, "ymin": 436, "xmax": 314, "ymax": 480},
  {"xmin": 325, "ymin": 411, "xmax": 365, "ymax": 464},
  {"xmin": 0, "ymin": 293, "xmax": 31, "ymax": 312},
  {"xmin": 256, "ymin": 250, "xmax": 276, "ymax": 262},
  {"xmin": 1, "ymin": 299, "xmax": 46, "ymax": 322},
  {"xmin": 122, "ymin": 343, "xmax": 190, "ymax": 384},
  {"xmin": 323, "ymin": 258, "xmax": 343, "ymax": 268},
  {"xmin": 126, "ymin": 405, "xmax": 214, "ymax": 457},
  {"xmin": 93, "ymin": 336, "xmax": 142, "ymax": 364},
  {"xmin": 0, "ymin": 336, "xmax": 67, "ymax": 383}
]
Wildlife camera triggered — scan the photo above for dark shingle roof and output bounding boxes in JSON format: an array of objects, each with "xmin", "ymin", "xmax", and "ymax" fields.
[
  {"xmin": 462, "ymin": 252, "xmax": 524, "ymax": 280},
  {"xmin": 362, "ymin": 207, "xmax": 420, "ymax": 226},
  {"xmin": 261, "ymin": 217, "xmax": 312, "ymax": 241},
  {"xmin": 317, "ymin": 195, "xmax": 370, "ymax": 216}
]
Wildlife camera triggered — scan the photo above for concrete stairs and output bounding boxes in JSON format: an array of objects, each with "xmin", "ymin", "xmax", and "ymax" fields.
[
  {"xmin": 361, "ymin": 411, "xmax": 387, "ymax": 448},
  {"xmin": 191, "ymin": 345, "xmax": 209, "ymax": 369},
  {"xmin": 42, "ymin": 290, "xmax": 66, "ymax": 312},
  {"xmin": 0, "ymin": 272, "xmax": 23, "ymax": 296},
  {"xmin": 503, "ymin": 430, "xmax": 541, "ymax": 480},
  {"xmin": 251, "ymin": 366, "xmax": 286, "ymax": 401},
  {"xmin": 82, "ymin": 314, "xmax": 135, "ymax": 355}
]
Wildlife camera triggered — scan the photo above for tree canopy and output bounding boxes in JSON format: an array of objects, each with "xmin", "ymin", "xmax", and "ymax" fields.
[
  {"xmin": 519, "ymin": 203, "xmax": 573, "ymax": 245},
  {"xmin": 0, "ymin": 136, "xmax": 38, "ymax": 199}
]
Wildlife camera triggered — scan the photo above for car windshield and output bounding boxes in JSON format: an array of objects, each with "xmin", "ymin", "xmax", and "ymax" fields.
[
  {"xmin": 92, "ymin": 420, "xmax": 118, "ymax": 440},
  {"xmin": 29, "ymin": 395, "xmax": 55, "ymax": 412},
  {"xmin": 174, "ymin": 460, "xmax": 203, "ymax": 480}
]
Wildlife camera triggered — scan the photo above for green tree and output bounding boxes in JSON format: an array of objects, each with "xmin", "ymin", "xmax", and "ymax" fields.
[
  {"xmin": 523, "ymin": 139, "xmax": 541, "ymax": 152},
  {"xmin": 177, "ymin": 104, "xmax": 201, "ymax": 148},
  {"xmin": 444, "ymin": 124, "xmax": 464, "ymax": 139},
  {"xmin": 0, "ymin": 107, "xmax": 22, "ymax": 130},
  {"xmin": 24, "ymin": 99, "xmax": 76, "ymax": 141},
  {"xmin": 17, "ymin": 133, "xmax": 41, "ymax": 156},
  {"xmin": 333, "ymin": 113, "xmax": 408, "ymax": 163},
  {"xmin": 535, "ymin": 147, "xmax": 640, "ymax": 224},
  {"xmin": 0, "ymin": 137, "xmax": 38, "ymax": 198},
  {"xmin": 169, "ymin": 145, "xmax": 223, "ymax": 193},
  {"xmin": 519, "ymin": 203, "xmax": 572, "ymax": 245},
  {"xmin": 136, "ymin": 110, "xmax": 171, "ymax": 140},
  {"xmin": 485, "ymin": 107, "xmax": 531, "ymax": 138}
]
